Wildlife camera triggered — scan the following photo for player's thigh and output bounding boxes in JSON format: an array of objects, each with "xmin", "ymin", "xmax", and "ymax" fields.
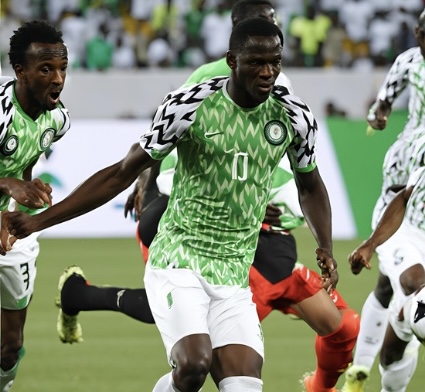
[
  {"xmin": 378, "ymin": 223, "xmax": 425, "ymax": 299},
  {"xmin": 0, "ymin": 236, "xmax": 39, "ymax": 310},
  {"xmin": 144, "ymin": 265, "xmax": 211, "ymax": 361},
  {"xmin": 207, "ymin": 285, "xmax": 264, "ymax": 360}
]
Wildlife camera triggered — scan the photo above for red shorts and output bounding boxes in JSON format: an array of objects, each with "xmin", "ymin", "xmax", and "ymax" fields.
[{"xmin": 249, "ymin": 263, "xmax": 348, "ymax": 322}]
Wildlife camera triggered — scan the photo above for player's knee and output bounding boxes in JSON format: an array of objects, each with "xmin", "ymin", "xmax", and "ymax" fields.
[
  {"xmin": 334, "ymin": 309, "xmax": 360, "ymax": 343},
  {"xmin": 173, "ymin": 351, "xmax": 211, "ymax": 389},
  {"xmin": 399, "ymin": 265, "xmax": 425, "ymax": 296},
  {"xmin": 218, "ymin": 376, "xmax": 263, "ymax": 391}
]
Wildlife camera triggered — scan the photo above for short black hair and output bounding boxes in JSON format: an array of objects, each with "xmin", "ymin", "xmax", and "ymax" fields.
[
  {"xmin": 231, "ymin": 0, "xmax": 274, "ymax": 23},
  {"xmin": 229, "ymin": 17, "xmax": 283, "ymax": 52},
  {"xmin": 9, "ymin": 20, "xmax": 64, "ymax": 67}
]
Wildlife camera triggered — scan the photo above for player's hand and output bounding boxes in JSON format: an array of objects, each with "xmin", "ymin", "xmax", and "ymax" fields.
[
  {"xmin": 2, "ymin": 211, "xmax": 37, "ymax": 241},
  {"xmin": 348, "ymin": 241, "xmax": 373, "ymax": 275},
  {"xmin": 4, "ymin": 178, "xmax": 52, "ymax": 208},
  {"xmin": 367, "ymin": 111, "xmax": 387, "ymax": 131},
  {"xmin": 124, "ymin": 186, "xmax": 143, "ymax": 221},
  {"xmin": 0, "ymin": 211, "xmax": 17, "ymax": 255},
  {"xmin": 262, "ymin": 203, "xmax": 282, "ymax": 226},
  {"xmin": 316, "ymin": 248, "xmax": 338, "ymax": 293}
]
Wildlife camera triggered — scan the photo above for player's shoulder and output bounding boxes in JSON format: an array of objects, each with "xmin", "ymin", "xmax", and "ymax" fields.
[
  {"xmin": 163, "ymin": 76, "xmax": 227, "ymax": 105},
  {"xmin": 0, "ymin": 80, "xmax": 15, "ymax": 138},
  {"xmin": 271, "ymin": 88, "xmax": 313, "ymax": 114},
  {"xmin": 395, "ymin": 46, "xmax": 422, "ymax": 66}
]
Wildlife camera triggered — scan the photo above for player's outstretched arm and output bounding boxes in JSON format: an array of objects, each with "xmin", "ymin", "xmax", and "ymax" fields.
[
  {"xmin": 294, "ymin": 167, "xmax": 338, "ymax": 291},
  {"xmin": 5, "ymin": 143, "xmax": 155, "ymax": 239},
  {"xmin": 349, "ymin": 186, "xmax": 410, "ymax": 275}
]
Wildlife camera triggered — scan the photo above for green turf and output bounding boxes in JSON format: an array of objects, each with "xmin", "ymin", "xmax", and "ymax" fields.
[{"xmin": 12, "ymin": 230, "xmax": 424, "ymax": 391}]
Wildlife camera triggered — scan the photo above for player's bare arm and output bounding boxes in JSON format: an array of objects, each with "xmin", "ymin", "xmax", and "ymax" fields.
[
  {"xmin": 349, "ymin": 186, "xmax": 411, "ymax": 275},
  {"xmin": 5, "ymin": 143, "xmax": 155, "ymax": 239},
  {"xmin": 293, "ymin": 167, "xmax": 338, "ymax": 290}
]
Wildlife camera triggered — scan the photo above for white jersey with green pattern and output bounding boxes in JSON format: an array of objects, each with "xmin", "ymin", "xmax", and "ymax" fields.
[
  {"xmin": 0, "ymin": 80, "xmax": 70, "ymax": 211},
  {"xmin": 405, "ymin": 166, "xmax": 425, "ymax": 230},
  {"xmin": 375, "ymin": 47, "xmax": 425, "ymax": 133},
  {"xmin": 140, "ymin": 77, "xmax": 317, "ymax": 287}
]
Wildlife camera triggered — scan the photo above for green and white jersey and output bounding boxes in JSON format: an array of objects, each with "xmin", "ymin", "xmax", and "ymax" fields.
[
  {"xmin": 375, "ymin": 47, "xmax": 425, "ymax": 133},
  {"xmin": 156, "ymin": 152, "xmax": 305, "ymax": 231},
  {"xmin": 370, "ymin": 47, "xmax": 425, "ymax": 228},
  {"xmin": 404, "ymin": 166, "xmax": 425, "ymax": 230},
  {"xmin": 140, "ymin": 77, "xmax": 317, "ymax": 287},
  {"xmin": 0, "ymin": 80, "xmax": 70, "ymax": 211}
]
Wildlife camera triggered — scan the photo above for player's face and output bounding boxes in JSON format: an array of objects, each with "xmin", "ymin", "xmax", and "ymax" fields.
[
  {"xmin": 414, "ymin": 22, "xmax": 425, "ymax": 58},
  {"xmin": 17, "ymin": 42, "xmax": 68, "ymax": 114},
  {"xmin": 227, "ymin": 35, "xmax": 282, "ymax": 107}
]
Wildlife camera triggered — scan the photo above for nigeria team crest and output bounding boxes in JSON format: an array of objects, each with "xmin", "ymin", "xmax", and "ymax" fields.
[
  {"xmin": 264, "ymin": 121, "xmax": 287, "ymax": 145},
  {"xmin": 0, "ymin": 135, "xmax": 18, "ymax": 156},
  {"xmin": 40, "ymin": 128, "xmax": 55, "ymax": 151}
]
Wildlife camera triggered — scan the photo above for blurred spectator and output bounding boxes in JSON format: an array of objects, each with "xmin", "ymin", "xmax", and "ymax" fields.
[
  {"xmin": 133, "ymin": 20, "xmax": 152, "ymax": 68},
  {"xmin": 59, "ymin": 9, "xmax": 88, "ymax": 69},
  {"xmin": 112, "ymin": 31, "xmax": 137, "ymax": 69},
  {"xmin": 46, "ymin": 0, "xmax": 80, "ymax": 23},
  {"xmin": 322, "ymin": 11, "xmax": 349, "ymax": 67},
  {"xmin": 0, "ymin": 7, "xmax": 21, "ymax": 70},
  {"xmin": 200, "ymin": 1, "xmax": 232, "ymax": 62},
  {"xmin": 130, "ymin": 0, "xmax": 155, "ymax": 22},
  {"xmin": 289, "ymin": 5, "xmax": 331, "ymax": 67},
  {"xmin": 85, "ymin": 22, "xmax": 114, "ymax": 71},
  {"xmin": 339, "ymin": 0, "xmax": 374, "ymax": 62},
  {"xmin": 147, "ymin": 30, "xmax": 175, "ymax": 67},
  {"xmin": 349, "ymin": 44, "xmax": 374, "ymax": 72},
  {"xmin": 368, "ymin": 10, "xmax": 399, "ymax": 66}
]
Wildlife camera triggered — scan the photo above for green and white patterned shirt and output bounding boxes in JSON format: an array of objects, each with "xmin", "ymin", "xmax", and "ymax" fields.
[
  {"xmin": 0, "ymin": 79, "xmax": 70, "ymax": 211},
  {"xmin": 405, "ymin": 166, "xmax": 425, "ymax": 231},
  {"xmin": 140, "ymin": 77, "xmax": 317, "ymax": 287}
]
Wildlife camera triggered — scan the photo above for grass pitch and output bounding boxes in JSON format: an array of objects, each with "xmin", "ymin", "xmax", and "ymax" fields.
[{"xmin": 12, "ymin": 229, "xmax": 424, "ymax": 391}]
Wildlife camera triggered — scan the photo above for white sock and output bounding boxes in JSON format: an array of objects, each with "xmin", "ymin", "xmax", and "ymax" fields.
[
  {"xmin": 354, "ymin": 291, "xmax": 388, "ymax": 369},
  {"xmin": 152, "ymin": 372, "xmax": 180, "ymax": 392},
  {"xmin": 219, "ymin": 376, "xmax": 262, "ymax": 391},
  {"xmin": 379, "ymin": 340, "xmax": 419, "ymax": 392}
]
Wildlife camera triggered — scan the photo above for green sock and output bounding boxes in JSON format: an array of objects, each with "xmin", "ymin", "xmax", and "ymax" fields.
[{"xmin": 0, "ymin": 347, "xmax": 25, "ymax": 392}]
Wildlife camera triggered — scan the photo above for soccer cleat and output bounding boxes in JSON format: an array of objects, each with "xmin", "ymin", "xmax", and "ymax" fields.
[
  {"xmin": 301, "ymin": 372, "xmax": 337, "ymax": 392},
  {"xmin": 340, "ymin": 365, "xmax": 370, "ymax": 392},
  {"xmin": 55, "ymin": 265, "xmax": 86, "ymax": 344}
]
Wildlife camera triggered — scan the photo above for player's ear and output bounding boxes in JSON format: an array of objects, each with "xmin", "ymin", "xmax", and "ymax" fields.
[{"xmin": 226, "ymin": 50, "xmax": 236, "ymax": 69}]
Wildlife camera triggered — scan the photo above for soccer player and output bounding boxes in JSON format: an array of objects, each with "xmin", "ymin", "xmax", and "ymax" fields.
[
  {"xmin": 3, "ymin": 18, "xmax": 337, "ymax": 392},
  {"xmin": 342, "ymin": 9, "xmax": 425, "ymax": 392},
  {"xmin": 56, "ymin": 2, "xmax": 358, "ymax": 391},
  {"xmin": 348, "ymin": 163, "xmax": 425, "ymax": 392},
  {"xmin": 0, "ymin": 20, "xmax": 70, "ymax": 391}
]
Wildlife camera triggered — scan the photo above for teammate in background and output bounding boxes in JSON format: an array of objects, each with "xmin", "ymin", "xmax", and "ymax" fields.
[
  {"xmin": 348, "ymin": 164, "xmax": 425, "ymax": 392},
  {"xmin": 3, "ymin": 18, "xmax": 338, "ymax": 392},
  {"xmin": 342, "ymin": 9, "xmax": 425, "ymax": 392},
  {"xmin": 0, "ymin": 21, "xmax": 70, "ymax": 391}
]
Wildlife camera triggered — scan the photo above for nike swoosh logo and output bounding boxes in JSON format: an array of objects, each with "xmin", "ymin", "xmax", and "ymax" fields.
[{"xmin": 204, "ymin": 131, "xmax": 223, "ymax": 138}]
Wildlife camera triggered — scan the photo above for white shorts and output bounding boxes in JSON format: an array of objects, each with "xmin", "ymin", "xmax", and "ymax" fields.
[
  {"xmin": 377, "ymin": 222, "xmax": 425, "ymax": 341},
  {"xmin": 144, "ymin": 264, "xmax": 264, "ymax": 363},
  {"xmin": 0, "ymin": 232, "xmax": 40, "ymax": 310}
]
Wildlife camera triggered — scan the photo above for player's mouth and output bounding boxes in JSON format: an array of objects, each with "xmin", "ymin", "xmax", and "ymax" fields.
[
  {"xmin": 48, "ymin": 90, "xmax": 61, "ymax": 106},
  {"xmin": 257, "ymin": 83, "xmax": 273, "ymax": 94}
]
